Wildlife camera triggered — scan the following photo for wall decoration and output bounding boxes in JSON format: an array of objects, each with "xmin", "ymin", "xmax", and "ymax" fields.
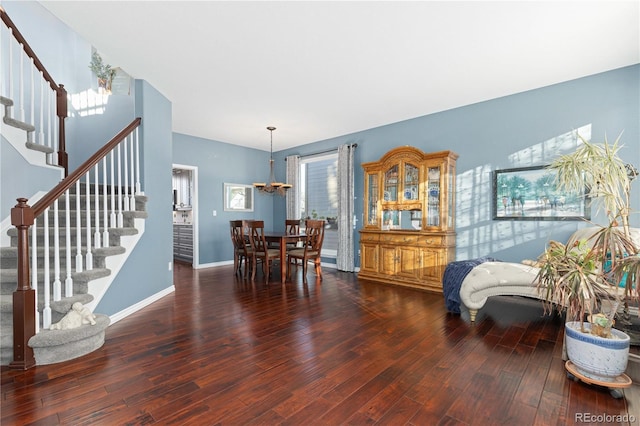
[
  {"xmin": 492, "ymin": 166, "xmax": 590, "ymax": 221},
  {"xmin": 223, "ymin": 183, "xmax": 253, "ymax": 212}
]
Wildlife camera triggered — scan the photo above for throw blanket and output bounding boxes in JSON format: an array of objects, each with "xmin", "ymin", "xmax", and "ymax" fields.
[{"xmin": 443, "ymin": 257, "xmax": 499, "ymax": 314}]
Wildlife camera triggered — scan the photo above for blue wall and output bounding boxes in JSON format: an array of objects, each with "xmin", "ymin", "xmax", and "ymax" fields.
[
  {"xmin": 172, "ymin": 133, "xmax": 273, "ymax": 266},
  {"xmin": 275, "ymin": 65, "xmax": 640, "ymax": 264},
  {"xmin": 95, "ymin": 80, "xmax": 174, "ymax": 314}
]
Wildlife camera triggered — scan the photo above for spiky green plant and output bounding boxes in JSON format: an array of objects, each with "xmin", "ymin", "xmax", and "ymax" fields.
[
  {"xmin": 537, "ymin": 133, "xmax": 639, "ymax": 334},
  {"xmin": 549, "ymin": 133, "xmax": 633, "ymax": 236}
]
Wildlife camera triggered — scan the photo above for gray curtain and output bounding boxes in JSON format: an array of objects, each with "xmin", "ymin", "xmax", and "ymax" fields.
[
  {"xmin": 286, "ymin": 155, "xmax": 300, "ymax": 220},
  {"xmin": 337, "ymin": 144, "xmax": 355, "ymax": 272}
]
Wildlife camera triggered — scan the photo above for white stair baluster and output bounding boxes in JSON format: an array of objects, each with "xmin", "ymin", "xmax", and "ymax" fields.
[
  {"xmin": 135, "ymin": 127, "xmax": 142, "ymax": 195},
  {"xmin": 109, "ymin": 150, "xmax": 116, "ymax": 228},
  {"xmin": 52, "ymin": 88, "xmax": 58, "ymax": 163},
  {"xmin": 123, "ymin": 136, "xmax": 130, "ymax": 211},
  {"xmin": 85, "ymin": 172, "xmax": 93, "ymax": 270},
  {"xmin": 18, "ymin": 43, "xmax": 24, "ymax": 121},
  {"xmin": 52, "ymin": 199, "xmax": 61, "ymax": 301},
  {"xmin": 117, "ymin": 143, "xmax": 123, "ymax": 227},
  {"xmin": 43, "ymin": 208, "xmax": 51, "ymax": 330},
  {"xmin": 29, "ymin": 58, "xmax": 34, "ymax": 127},
  {"xmin": 102, "ymin": 157, "xmax": 109, "ymax": 247},
  {"xmin": 38, "ymin": 74, "xmax": 45, "ymax": 146},
  {"xmin": 129, "ymin": 133, "xmax": 136, "ymax": 210},
  {"xmin": 64, "ymin": 189, "xmax": 73, "ymax": 297},
  {"xmin": 94, "ymin": 165, "xmax": 101, "ymax": 249},
  {"xmin": 47, "ymin": 86, "xmax": 52, "ymax": 159},
  {"xmin": 31, "ymin": 217, "xmax": 40, "ymax": 333},
  {"xmin": 8, "ymin": 28, "xmax": 13, "ymax": 102},
  {"xmin": 75, "ymin": 180, "xmax": 83, "ymax": 272}
]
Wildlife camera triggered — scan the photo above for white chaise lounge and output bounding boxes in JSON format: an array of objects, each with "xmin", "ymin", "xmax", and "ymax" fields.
[{"xmin": 459, "ymin": 227, "xmax": 640, "ymax": 323}]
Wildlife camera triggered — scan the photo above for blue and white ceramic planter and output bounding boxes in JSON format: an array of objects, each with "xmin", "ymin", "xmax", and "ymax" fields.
[{"xmin": 565, "ymin": 321, "xmax": 630, "ymax": 382}]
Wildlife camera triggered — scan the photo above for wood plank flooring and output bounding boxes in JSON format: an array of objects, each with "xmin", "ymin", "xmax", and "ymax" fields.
[{"xmin": 2, "ymin": 262, "xmax": 639, "ymax": 425}]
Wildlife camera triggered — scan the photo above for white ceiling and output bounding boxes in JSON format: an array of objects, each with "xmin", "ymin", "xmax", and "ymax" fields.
[{"xmin": 40, "ymin": 1, "xmax": 639, "ymax": 151}]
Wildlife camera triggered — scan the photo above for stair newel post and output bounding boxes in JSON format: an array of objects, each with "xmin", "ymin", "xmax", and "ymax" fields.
[
  {"xmin": 56, "ymin": 84, "xmax": 68, "ymax": 176},
  {"xmin": 9, "ymin": 198, "xmax": 36, "ymax": 370}
]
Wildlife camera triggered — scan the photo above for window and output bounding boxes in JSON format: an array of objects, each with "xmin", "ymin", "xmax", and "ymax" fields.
[{"xmin": 299, "ymin": 153, "xmax": 338, "ymax": 256}]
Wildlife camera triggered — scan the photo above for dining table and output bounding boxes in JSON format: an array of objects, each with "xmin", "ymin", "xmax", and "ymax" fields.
[{"xmin": 264, "ymin": 232, "xmax": 306, "ymax": 283}]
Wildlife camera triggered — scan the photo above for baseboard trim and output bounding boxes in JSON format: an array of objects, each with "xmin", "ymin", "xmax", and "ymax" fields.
[{"xmin": 109, "ymin": 285, "xmax": 175, "ymax": 325}]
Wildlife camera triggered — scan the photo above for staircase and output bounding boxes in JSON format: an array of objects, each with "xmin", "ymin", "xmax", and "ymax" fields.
[
  {"xmin": 1, "ymin": 96, "xmax": 145, "ymax": 365},
  {"xmin": 1, "ymin": 6, "xmax": 146, "ymax": 367},
  {"xmin": 0, "ymin": 189, "xmax": 147, "ymax": 365}
]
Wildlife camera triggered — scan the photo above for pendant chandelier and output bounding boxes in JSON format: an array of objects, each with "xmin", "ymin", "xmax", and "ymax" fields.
[{"xmin": 253, "ymin": 126, "xmax": 292, "ymax": 196}]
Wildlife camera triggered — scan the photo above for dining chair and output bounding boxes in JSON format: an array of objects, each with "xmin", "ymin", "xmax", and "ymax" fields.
[
  {"xmin": 285, "ymin": 219, "xmax": 302, "ymax": 263},
  {"xmin": 287, "ymin": 219, "xmax": 325, "ymax": 282},
  {"xmin": 248, "ymin": 220, "xmax": 280, "ymax": 281},
  {"xmin": 230, "ymin": 220, "xmax": 252, "ymax": 277}
]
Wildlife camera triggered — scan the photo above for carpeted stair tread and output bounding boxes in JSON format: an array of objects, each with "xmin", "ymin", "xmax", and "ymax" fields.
[
  {"xmin": 3, "ymin": 115, "xmax": 36, "ymax": 133},
  {"xmin": 25, "ymin": 141, "xmax": 54, "ymax": 154},
  {"xmin": 29, "ymin": 314, "xmax": 110, "ymax": 365}
]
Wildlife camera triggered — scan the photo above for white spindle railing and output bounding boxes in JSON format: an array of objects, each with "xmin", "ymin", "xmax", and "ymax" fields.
[
  {"xmin": 102, "ymin": 157, "xmax": 109, "ymax": 247},
  {"xmin": 85, "ymin": 171, "xmax": 93, "ymax": 271},
  {"xmin": 31, "ymin": 217, "xmax": 39, "ymax": 333},
  {"xmin": 24, "ymin": 121, "xmax": 142, "ymax": 332},
  {"xmin": 64, "ymin": 189, "xmax": 72, "ymax": 297},
  {"xmin": 43, "ymin": 208, "xmax": 51, "ymax": 329},
  {"xmin": 1, "ymin": 19, "xmax": 60, "ymax": 161},
  {"xmin": 75, "ymin": 180, "xmax": 83, "ymax": 273}
]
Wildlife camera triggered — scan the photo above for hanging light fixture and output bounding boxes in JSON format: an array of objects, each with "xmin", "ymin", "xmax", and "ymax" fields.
[{"xmin": 253, "ymin": 126, "xmax": 292, "ymax": 196}]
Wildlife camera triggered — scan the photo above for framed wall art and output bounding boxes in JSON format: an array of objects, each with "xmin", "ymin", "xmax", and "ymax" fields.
[
  {"xmin": 492, "ymin": 165, "xmax": 590, "ymax": 221},
  {"xmin": 223, "ymin": 183, "xmax": 253, "ymax": 212}
]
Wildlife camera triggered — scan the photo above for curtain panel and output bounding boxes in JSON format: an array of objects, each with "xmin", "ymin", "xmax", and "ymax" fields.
[
  {"xmin": 286, "ymin": 155, "xmax": 300, "ymax": 220},
  {"xmin": 337, "ymin": 144, "xmax": 355, "ymax": 272}
]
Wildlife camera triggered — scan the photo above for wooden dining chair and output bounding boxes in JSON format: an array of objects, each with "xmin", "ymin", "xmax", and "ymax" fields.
[
  {"xmin": 285, "ymin": 219, "xmax": 302, "ymax": 263},
  {"xmin": 230, "ymin": 220, "xmax": 252, "ymax": 277},
  {"xmin": 287, "ymin": 219, "xmax": 325, "ymax": 282},
  {"xmin": 248, "ymin": 220, "xmax": 280, "ymax": 281}
]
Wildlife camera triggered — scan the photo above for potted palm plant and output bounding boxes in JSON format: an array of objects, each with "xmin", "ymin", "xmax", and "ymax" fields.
[{"xmin": 535, "ymin": 132, "xmax": 639, "ymax": 383}]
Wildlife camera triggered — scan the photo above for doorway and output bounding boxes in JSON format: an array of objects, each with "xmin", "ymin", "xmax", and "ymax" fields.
[{"xmin": 172, "ymin": 164, "xmax": 198, "ymax": 268}]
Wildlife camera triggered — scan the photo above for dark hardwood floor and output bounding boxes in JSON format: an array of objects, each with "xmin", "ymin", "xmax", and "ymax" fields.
[{"xmin": 2, "ymin": 262, "xmax": 639, "ymax": 425}]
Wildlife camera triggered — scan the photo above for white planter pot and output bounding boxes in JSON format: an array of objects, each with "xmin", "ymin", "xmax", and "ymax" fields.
[{"xmin": 565, "ymin": 321, "xmax": 630, "ymax": 382}]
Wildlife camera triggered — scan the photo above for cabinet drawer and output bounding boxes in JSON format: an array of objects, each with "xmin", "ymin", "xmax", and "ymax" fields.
[
  {"xmin": 379, "ymin": 234, "xmax": 419, "ymax": 244},
  {"xmin": 418, "ymin": 236, "xmax": 442, "ymax": 245},
  {"xmin": 360, "ymin": 233, "xmax": 380, "ymax": 242}
]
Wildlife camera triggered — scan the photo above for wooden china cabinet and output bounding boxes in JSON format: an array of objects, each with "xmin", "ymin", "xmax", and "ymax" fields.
[{"xmin": 358, "ymin": 146, "xmax": 458, "ymax": 293}]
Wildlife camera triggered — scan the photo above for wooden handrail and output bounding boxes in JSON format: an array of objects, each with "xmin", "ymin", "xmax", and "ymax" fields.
[
  {"xmin": 32, "ymin": 117, "xmax": 142, "ymax": 216},
  {"xmin": 1, "ymin": 6, "xmax": 59, "ymax": 91},
  {"xmin": 1, "ymin": 6, "xmax": 69, "ymax": 175}
]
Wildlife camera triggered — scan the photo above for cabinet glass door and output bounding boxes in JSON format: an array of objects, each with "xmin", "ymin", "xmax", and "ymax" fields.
[
  {"xmin": 367, "ymin": 173, "xmax": 379, "ymax": 226},
  {"xmin": 404, "ymin": 163, "xmax": 419, "ymax": 201},
  {"xmin": 427, "ymin": 166, "xmax": 441, "ymax": 227},
  {"xmin": 384, "ymin": 165, "xmax": 399, "ymax": 202}
]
